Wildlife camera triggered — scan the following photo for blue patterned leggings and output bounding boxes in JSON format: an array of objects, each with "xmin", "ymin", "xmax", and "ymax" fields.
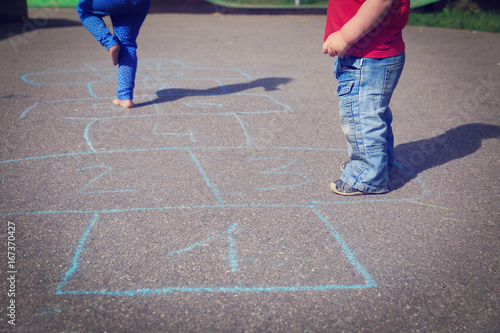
[{"xmin": 76, "ymin": 0, "xmax": 150, "ymax": 101}]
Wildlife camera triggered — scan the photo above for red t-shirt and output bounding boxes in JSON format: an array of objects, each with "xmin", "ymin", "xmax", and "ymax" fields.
[{"xmin": 324, "ymin": 0, "xmax": 410, "ymax": 58}]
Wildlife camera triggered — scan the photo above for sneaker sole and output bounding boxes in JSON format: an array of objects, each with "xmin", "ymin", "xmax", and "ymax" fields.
[{"xmin": 330, "ymin": 182, "xmax": 366, "ymax": 196}]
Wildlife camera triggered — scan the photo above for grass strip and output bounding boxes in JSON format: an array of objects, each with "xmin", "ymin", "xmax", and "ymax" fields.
[
  {"xmin": 28, "ymin": 0, "xmax": 78, "ymax": 7},
  {"xmin": 409, "ymin": 6, "xmax": 500, "ymax": 32}
]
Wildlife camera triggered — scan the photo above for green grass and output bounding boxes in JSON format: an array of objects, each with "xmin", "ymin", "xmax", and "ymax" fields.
[
  {"xmin": 409, "ymin": 6, "xmax": 500, "ymax": 32},
  {"xmin": 28, "ymin": 0, "xmax": 78, "ymax": 7}
]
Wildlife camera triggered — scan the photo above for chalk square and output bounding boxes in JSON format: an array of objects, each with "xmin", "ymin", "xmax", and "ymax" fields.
[
  {"xmin": 0, "ymin": 150, "xmax": 219, "ymax": 214},
  {"xmin": 56, "ymin": 207, "xmax": 375, "ymax": 296},
  {"xmin": 88, "ymin": 114, "xmax": 250, "ymax": 150},
  {"xmin": 190, "ymin": 149, "xmax": 340, "ymax": 206}
]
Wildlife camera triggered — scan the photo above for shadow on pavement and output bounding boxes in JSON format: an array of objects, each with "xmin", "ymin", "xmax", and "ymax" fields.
[
  {"xmin": 390, "ymin": 123, "xmax": 500, "ymax": 191},
  {"xmin": 135, "ymin": 77, "xmax": 293, "ymax": 107},
  {"xmin": 0, "ymin": 18, "xmax": 81, "ymax": 42}
]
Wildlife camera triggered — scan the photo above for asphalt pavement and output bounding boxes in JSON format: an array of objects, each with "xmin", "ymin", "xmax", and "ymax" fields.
[{"xmin": 0, "ymin": 6, "xmax": 499, "ymax": 332}]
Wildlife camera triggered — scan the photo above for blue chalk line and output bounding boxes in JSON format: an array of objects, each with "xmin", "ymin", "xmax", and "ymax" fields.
[{"xmin": 54, "ymin": 210, "xmax": 376, "ymax": 296}]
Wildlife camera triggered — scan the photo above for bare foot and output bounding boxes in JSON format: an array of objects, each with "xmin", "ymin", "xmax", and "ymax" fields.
[
  {"xmin": 108, "ymin": 44, "xmax": 120, "ymax": 66},
  {"xmin": 113, "ymin": 99, "xmax": 134, "ymax": 108}
]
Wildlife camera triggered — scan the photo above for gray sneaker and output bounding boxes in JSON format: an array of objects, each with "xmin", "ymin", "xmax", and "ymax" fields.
[
  {"xmin": 330, "ymin": 179, "xmax": 367, "ymax": 196},
  {"xmin": 340, "ymin": 161, "xmax": 349, "ymax": 171}
]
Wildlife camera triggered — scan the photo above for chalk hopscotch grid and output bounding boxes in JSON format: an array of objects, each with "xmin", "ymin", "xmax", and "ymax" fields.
[
  {"xmin": 53, "ymin": 207, "xmax": 378, "ymax": 296},
  {"xmin": 1, "ymin": 59, "xmax": 428, "ymax": 296}
]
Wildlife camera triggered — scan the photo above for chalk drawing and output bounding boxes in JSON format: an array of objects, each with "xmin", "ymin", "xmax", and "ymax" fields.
[
  {"xmin": 1, "ymin": 58, "xmax": 428, "ymax": 297},
  {"xmin": 35, "ymin": 307, "xmax": 67, "ymax": 317},
  {"xmin": 19, "ymin": 101, "xmax": 38, "ymax": 119},
  {"xmin": 168, "ymin": 221, "xmax": 239, "ymax": 272},
  {"xmin": 75, "ymin": 165, "xmax": 136, "ymax": 195},
  {"xmin": 250, "ymin": 157, "xmax": 310, "ymax": 191}
]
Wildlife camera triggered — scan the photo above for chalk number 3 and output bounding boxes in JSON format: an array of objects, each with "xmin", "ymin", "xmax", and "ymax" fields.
[{"xmin": 250, "ymin": 158, "xmax": 309, "ymax": 191}]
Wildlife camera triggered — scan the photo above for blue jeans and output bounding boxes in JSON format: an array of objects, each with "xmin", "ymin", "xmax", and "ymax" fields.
[
  {"xmin": 334, "ymin": 52, "xmax": 405, "ymax": 193},
  {"xmin": 76, "ymin": 0, "xmax": 150, "ymax": 100}
]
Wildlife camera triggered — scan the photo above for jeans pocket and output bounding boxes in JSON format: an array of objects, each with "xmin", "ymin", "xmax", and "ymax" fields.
[
  {"xmin": 334, "ymin": 55, "xmax": 361, "ymax": 78},
  {"xmin": 339, "ymin": 55, "xmax": 363, "ymax": 71},
  {"xmin": 336, "ymin": 81, "xmax": 354, "ymax": 96}
]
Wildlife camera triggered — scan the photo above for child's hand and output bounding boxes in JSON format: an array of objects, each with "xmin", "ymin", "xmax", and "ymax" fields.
[{"xmin": 322, "ymin": 31, "xmax": 350, "ymax": 58}]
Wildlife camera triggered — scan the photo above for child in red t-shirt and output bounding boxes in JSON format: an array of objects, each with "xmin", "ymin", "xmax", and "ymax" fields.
[{"xmin": 322, "ymin": 0, "xmax": 410, "ymax": 195}]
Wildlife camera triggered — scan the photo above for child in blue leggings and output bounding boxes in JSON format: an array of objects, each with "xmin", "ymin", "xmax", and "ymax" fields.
[{"xmin": 76, "ymin": 0, "xmax": 151, "ymax": 108}]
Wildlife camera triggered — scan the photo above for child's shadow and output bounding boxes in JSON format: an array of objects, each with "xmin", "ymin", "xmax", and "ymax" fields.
[
  {"xmin": 390, "ymin": 123, "xmax": 500, "ymax": 191},
  {"xmin": 135, "ymin": 77, "xmax": 293, "ymax": 107}
]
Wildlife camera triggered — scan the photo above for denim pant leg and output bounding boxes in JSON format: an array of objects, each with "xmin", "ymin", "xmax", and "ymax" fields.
[{"xmin": 334, "ymin": 52, "xmax": 405, "ymax": 193}]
